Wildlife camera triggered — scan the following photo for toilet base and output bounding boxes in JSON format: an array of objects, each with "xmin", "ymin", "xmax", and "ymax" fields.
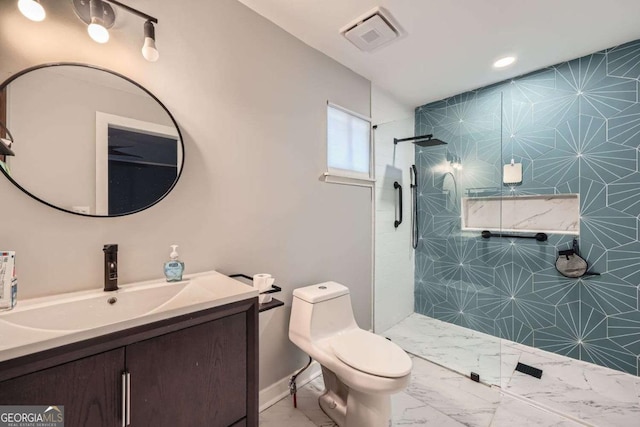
[
  {"xmin": 318, "ymin": 367, "xmax": 392, "ymax": 427},
  {"xmin": 345, "ymin": 389, "xmax": 391, "ymax": 427},
  {"xmin": 319, "ymin": 389, "xmax": 346, "ymax": 426}
]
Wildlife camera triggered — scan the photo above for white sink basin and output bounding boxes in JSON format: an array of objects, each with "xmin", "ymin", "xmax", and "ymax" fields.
[
  {"xmin": 1, "ymin": 281, "xmax": 189, "ymax": 331},
  {"xmin": 0, "ymin": 271, "xmax": 258, "ymax": 362}
]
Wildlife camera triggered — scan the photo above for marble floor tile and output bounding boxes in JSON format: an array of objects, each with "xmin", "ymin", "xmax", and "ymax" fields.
[
  {"xmin": 260, "ymin": 364, "xmax": 590, "ymax": 427},
  {"xmin": 503, "ymin": 345, "xmax": 640, "ymax": 427},
  {"xmin": 261, "ymin": 356, "xmax": 502, "ymax": 427},
  {"xmin": 258, "ymin": 398, "xmax": 320, "ymax": 427},
  {"xmin": 384, "ymin": 313, "xmax": 503, "ymax": 386},
  {"xmin": 490, "ymin": 395, "xmax": 583, "ymax": 427},
  {"xmin": 384, "ymin": 312, "xmax": 640, "ymax": 426},
  {"xmin": 391, "ymin": 391, "xmax": 468, "ymax": 426},
  {"xmin": 263, "ymin": 316, "xmax": 639, "ymax": 426},
  {"xmin": 405, "ymin": 356, "xmax": 500, "ymax": 427}
]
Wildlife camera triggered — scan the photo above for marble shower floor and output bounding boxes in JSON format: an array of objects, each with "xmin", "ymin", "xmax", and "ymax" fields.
[
  {"xmin": 259, "ymin": 355, "xmax": 583, "ymax": 427},
  {"xmin": 383, "ymin": 313, "xmax": 640, "ymax": 426},
  {"xmin": 383, "ymin": 313, "xmax": 504, "ymax": 386}
]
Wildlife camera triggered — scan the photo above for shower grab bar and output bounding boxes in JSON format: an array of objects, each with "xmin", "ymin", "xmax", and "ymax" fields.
[
  {"xmin": 481, "ymin": 230, "xmax": 548, "ymax": 241},
  {"xmin": 394, "ymin": 181, "xmax": 403, "ymax": 228}
]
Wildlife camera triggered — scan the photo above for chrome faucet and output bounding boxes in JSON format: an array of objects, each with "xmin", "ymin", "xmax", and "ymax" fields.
[{"xmin": 103, "ymin": 244, "xmax": 118, "ymax": 292}]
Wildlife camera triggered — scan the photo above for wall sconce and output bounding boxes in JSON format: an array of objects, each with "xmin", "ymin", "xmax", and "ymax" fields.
[
  {"xmin": 445, "ymin": 152, "xmax": 462, "ymax": 170},
  {"xmin": 452, "ymin": 156, "xmax": 462, "ymax": 170},
  {"xmin": 17, "ymin": 0, "xmax": 160, "ymax": 62}
]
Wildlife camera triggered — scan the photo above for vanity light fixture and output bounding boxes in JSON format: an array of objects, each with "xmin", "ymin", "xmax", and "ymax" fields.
[
  {"xmin": 74, "ymin": 0, "xmax": 160, "ymax": 61},
  {"xmin": 17, "ymin": 0, "xmax": 46, "ymax": 22},
  {"xmin": 18, "ymin": 0, "xmax": 160, "ymax": 60},
  {"xmin": 493, "ymin": 56, "xmax": 517, "ymax": 69}
]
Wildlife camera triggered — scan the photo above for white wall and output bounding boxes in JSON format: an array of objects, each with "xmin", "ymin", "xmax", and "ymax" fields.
[
  {"xmin": 372, "ymin": 85, "xmax": 415, "ymax": 333},
  {"xmin": 0, "ymin": 0, "xmax": 371, "ymax": 395}
]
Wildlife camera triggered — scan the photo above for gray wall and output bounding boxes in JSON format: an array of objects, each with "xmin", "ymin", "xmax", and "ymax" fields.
[{"xmin": 0, "ymin": 0, "xmax": 372, "ymax": 392}]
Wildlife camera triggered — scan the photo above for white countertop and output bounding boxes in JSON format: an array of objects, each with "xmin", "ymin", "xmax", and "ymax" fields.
[{"xmin": 0, "ymin": 270, "xmax": 258, "ymax": 363}]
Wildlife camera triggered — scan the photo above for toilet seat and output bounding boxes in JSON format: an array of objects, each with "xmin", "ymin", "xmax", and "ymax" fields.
[{"xmin": 330, "ymin": 329, "xmax": 411, "ymax": 378}]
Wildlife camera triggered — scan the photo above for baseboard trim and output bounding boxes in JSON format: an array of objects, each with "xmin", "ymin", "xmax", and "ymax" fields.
[{"xmin": 259, "ymin": 361, "xmax": 322, "ymax": 412}]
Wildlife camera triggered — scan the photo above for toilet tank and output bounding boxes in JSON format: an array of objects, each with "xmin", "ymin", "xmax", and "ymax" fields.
[{"xmin": 289, "ymin": 282, "xmax": 358, "ymax": 347}]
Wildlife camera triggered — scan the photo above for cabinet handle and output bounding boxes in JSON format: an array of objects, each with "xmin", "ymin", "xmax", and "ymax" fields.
[
  {"xmin": 125, "ymin": 372, "xmax": 131, "ymax": 426},
  {"xmin": 121, "ymin": 372, "xmax": 127, "ymax": 427},
  {"xmin": 121, "ymin": 371, "xmax": 131, "ymax": 426}
]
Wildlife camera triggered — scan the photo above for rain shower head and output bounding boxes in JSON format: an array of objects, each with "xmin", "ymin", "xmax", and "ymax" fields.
[{"xmin": 394, "ymin": 134, "xmax": 447, "ymax": 147}]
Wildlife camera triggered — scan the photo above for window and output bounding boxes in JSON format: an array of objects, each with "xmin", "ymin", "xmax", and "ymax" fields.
[{"xmin": 326, "ymin": 103, "xmax": 372, "ymax": 182}]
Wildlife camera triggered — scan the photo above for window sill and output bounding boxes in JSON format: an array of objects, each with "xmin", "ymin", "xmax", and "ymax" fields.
[{"xmin": 321, "ymin": 172, "xmax": 375, "ymax": 187}]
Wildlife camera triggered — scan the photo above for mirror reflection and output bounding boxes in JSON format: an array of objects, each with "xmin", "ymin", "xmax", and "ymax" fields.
[{"xmin": 0, "ymin": 64, "xmax": 183, "ymax": 217}]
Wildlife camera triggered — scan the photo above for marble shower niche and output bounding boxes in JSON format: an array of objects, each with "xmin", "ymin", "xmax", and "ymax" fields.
[{"xmin": 462, "ymin": 194, "xmax": 580, "ymax": 234}]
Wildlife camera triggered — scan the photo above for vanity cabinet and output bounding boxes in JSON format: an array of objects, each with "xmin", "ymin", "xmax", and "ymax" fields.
[
  {"xmin": 0, "ymin": 298, "xmax": 258, "ymax": 427},
  {"xmin": 127, "ymin": 312, "xmax": 248, "ymax": 426},
  {"xmin": 0, "ymin": 349, "xmax": 124, "ymax": 426}
]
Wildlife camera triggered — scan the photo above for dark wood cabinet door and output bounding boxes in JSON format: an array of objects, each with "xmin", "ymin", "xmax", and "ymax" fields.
[
  {"xmin": 0, "ymin": 348, "xmax": 124, "ymax": 427},
  {"xmin": 127, "ymin": 313, "xmax": 247, "ymax": 427}
]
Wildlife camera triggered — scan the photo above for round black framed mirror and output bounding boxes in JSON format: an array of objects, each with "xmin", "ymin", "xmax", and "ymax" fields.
[{"xmin": 0, "ymin": 63, "xmax": 184, "ymax": 217}]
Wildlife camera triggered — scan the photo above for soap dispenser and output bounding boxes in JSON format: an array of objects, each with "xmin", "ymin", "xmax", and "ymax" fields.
[{"xmin": 164, "ymin": 245, "xmax": 184, "ymax": 282}]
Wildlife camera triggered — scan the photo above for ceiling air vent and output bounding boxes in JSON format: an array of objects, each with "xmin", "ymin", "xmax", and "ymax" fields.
[{"xmin": 341, "ymin": 7, "xmax": 402, "ymax": 52}]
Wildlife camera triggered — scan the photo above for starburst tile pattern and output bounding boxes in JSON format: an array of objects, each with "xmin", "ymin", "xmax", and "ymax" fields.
[
  {"xmin": 607, "ymin": 39, "xmax": 640, "ymax": 79},
  {"xmin": 609, "ymin": 173, "xmax": 640, "ymax": 216},
  {"xmin": 508, "ymin": 68, "xmax": 556, "ymax": 105},
  {"xmin": 608, "ymin": 310, "xmax": 640, "ymax": 355},
  {"xmin": 495, "ymin": 316, "xmax": 534, "ymax": 346},
  {"xmin": 608, "ymin": 102, "xmax": 640, "ymax": 147},
  {"xmin": 414, "ymin": 39, "xmax": 640, "ymax": 376}
]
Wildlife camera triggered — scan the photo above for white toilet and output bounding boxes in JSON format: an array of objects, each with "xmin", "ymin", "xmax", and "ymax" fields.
[{"xmin": 289, "ymin": 281, "xmax": 412, "ymax": 427}]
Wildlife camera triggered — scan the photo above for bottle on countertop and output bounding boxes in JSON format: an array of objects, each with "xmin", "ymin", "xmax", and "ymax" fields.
[
  {"xmin": 0, "ymin": 251, "xmax": 17, "ymax": 310},
  {"xmin": 164, "ymin": 245, "xmax": 184, "ymax": 282}
]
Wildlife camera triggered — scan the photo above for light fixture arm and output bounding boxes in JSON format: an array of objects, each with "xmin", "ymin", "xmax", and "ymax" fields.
[{"xmin": 103, "ymin": 0, "xmax": 158, "ymax": 24}]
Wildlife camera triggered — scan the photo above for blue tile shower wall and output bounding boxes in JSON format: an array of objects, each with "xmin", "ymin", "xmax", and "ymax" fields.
[{"xmin": 414, "ymin": 40, "xmax": 640, "ymax": 376}]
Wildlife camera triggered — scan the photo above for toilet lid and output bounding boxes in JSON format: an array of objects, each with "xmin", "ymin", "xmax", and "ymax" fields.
[{"xmin": 330, "ymin": 330, "xmax": 411, "ymax": 378}]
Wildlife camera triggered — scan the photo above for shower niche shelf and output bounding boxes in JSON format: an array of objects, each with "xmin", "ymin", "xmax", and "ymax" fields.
[{"xmin": 461, "ymin": 194, "xmax": 579, "ymax": 235}]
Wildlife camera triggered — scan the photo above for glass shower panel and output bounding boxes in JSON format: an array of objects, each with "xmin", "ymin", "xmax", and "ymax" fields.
[
  {"xmin": 373, "ymin": 117, "xmax": 416, "ymax": 334},
  {"xmin": 411, "ymin": 89, "xmax": 504, "ymax": 385}
]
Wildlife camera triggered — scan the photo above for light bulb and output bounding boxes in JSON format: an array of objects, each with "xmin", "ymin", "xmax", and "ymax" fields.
[
  {"xmin": 141, "ymin": 20, "xmax": 159, "ymax": 62},
  {"xmin": 493, "ymin": 56, "xmax": 516, "ymax": 69},
  {"xmin": 88, "ymin": 21, "xmax": 109, "ymax": 43},
  {"xmin": 142, "ymin": 37, "xmax": 159, "ymax": 62},
  {"xmin": 17, "ymin": 0, "xmax": 45, "ymax": 22}
]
